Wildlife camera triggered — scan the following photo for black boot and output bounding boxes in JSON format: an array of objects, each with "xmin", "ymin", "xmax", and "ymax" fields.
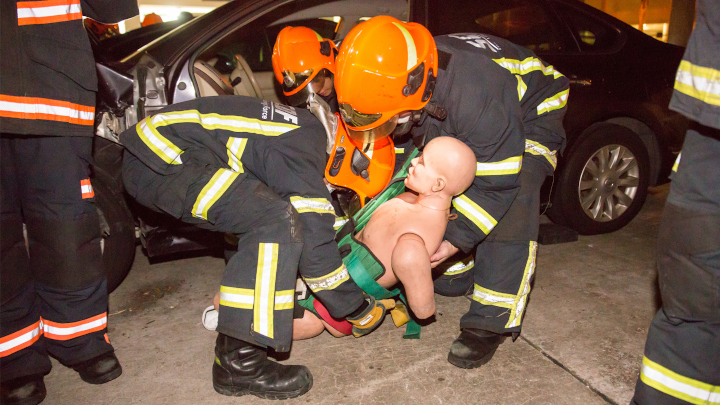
[
  {"xmin": 212, "ymin": 333, "xmax": 312, "ymax": 400},
  {"xmin": 448, "ymin": 328, "xmax": 506, "ymax": 369},
  {"xmin": 0, "ymin": 374, "xmax": 46, "ymax": 405},
  {"xmin": 72, "ymin": 351, "xmax": 122, "ymax": 384}
]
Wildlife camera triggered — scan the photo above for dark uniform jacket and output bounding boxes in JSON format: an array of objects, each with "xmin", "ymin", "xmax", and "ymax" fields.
[
  {"xmin": 121, "ymin": 96, "xmax": 364, "ymax": 317},
  {"xmin": 0, "ymin": 0, "xmax": 138, "ymax": 137},
  {"xmin": 666, "ymin": 0, "xmax": 720, "ymax": 213},
  {"xmin": 414, "ymin": 34, "xmax": 569, "ymax": 252}
]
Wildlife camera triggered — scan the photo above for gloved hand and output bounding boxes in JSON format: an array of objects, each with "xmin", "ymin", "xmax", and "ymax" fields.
[{"xmin": 346, "ymin": 294, "xmax": 395, "ymax": 337}]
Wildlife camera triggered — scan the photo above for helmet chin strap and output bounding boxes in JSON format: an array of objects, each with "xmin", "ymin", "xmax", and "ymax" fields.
[
  {"xmin": 423, "ymin": 101, "xmax": 447, "ymax": 121},
  {"xmin": 306, "ymin": 92, "xmax": 339, "ymax": 154}
]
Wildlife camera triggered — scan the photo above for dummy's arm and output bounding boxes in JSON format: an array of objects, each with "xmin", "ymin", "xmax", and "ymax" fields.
[{"xmin": 391, "ymin": 233, "xmax": 436, "ymax": 319}]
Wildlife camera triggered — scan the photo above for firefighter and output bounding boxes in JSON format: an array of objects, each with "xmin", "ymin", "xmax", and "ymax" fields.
[
  {"xmin": 120, "ymin": 95, "xmax": 392, "ymax": 399},
  {"xmin": 0, "ymin": 1, "xmax": 138, "ymax": 404},
  {"xmin": 631, "ymin": 1, "xmax": 720, "ymax": 403},
  {"xmin": 334, "ymin": 16, "xmax": 569, "ymax": 369},
  {"xmin": 272, "ymin": 26, "xmax": 414, "ymax": 175}
]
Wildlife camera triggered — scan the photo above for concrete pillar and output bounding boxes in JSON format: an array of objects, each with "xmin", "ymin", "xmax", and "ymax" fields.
[{"xmin": 667, "ymin": 0, "xmax": 695, "ymax": 46}]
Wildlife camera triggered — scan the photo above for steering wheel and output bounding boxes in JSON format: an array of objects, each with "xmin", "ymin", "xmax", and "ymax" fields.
[{"xmin": 231, "ymin": 53, "xmax": 264, "ymax": 99}]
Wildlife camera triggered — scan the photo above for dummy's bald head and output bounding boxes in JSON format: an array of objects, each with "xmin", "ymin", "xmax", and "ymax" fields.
[{"xmin": 424, "ymin": 137, "xmax": 476, "ymax": 196}]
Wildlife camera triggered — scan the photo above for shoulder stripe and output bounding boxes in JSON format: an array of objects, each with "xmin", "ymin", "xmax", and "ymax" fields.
[
  {"xmin": 151, "ymin": 110, "xmax": 300, "ymax": 136},
  {"xmin": 136, "ymin": 119, "xmax": 184, "ymax": 165},
  {"xmin": 493, "ymin": 57, "xmax": 564, "ymax": 79}
]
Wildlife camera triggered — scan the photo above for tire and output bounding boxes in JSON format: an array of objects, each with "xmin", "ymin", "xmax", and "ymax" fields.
[
  {"xmin": 92, "ymin": 168, "xmax": 136, "ymax": 293},
  {"xmin": 546, "ymin": 123, "xmax": 650, "ymax": 235}
]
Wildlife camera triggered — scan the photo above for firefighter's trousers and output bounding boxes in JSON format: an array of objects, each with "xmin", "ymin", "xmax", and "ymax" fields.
[
  {"xmin": 630, "ymin": 127, "xmax": 720, "ymax": 404},
  {"xmin": 0, "ymin": 135, "xmax": 113, "ymax": 382},
  {"xmin": 123, "ymin": 153, "xmax": 302, "ymax": 352},
  {"xmin": 434, "ymin": 157, "xmax": 549, "ymax": 335}
]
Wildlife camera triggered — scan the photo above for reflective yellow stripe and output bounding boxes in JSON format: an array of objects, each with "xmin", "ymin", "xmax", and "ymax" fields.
[
  {"xmin": 525, "ymin": 140, "xmax": 558, "ymax": 169},
  {"xmin": 150, "ymin": 110, "xmax": 299, "ymax": 136},
  {"xmin": 493, "ymin": 57, "xmax": 564, "ymax": 79},
  {"xmin": 640, "ymin": 356, "xmax": 720, "ymax": 405},
  {"xmin": 219, "ymin": 286, "xmax": 254, "ymax": 309},
  {"xmin": 472, "ymin": 284, "xmax": 515, "ymax": 309},
  {"xmin": 672, "ymin": 152, "xmax": 681, "ymax": 173},
  {"xmin": 303, "ymin": 264, "xmax": 350, "ymax": 292},
  {"xmin": 506, "ymin": 242, "xmax": 537, "ymax": 328},
  {"xmin": 226, "ymin": 137, "xmax": 247, "ymax": 173},
  {"xmin": 334, "ymin": 216, "xmax": 349, "ymax": 230},
  {"xmin": 537, "ymin": 89, "xmax": 569, "ymax": 115},
  {"xmin": 675, "ymin": 60, "xmax": 720, "ymax": 107},
  {"xmin": 392, "ymin": 22, "xmax": 417, "ymax": 70},
  {"xmin": 135, "ymin": 119, "xmax": 184, "ymax": 165},
  {"xmin": 290, "ymin": 196, "xmax": 335, "ymax": 215},
  {"xmin": 254, "ymin": 243, "xmax": 278, "ymax": 339},
  {"xmin": 516, "ymin": 75, "xmax": 527, "ymax": 101},
  {"xmin": 476, "ymin": 156, "xmax": 522, "ymax": 176},
  {"xmin": 452, "ymin": 195, "xmax": 497, "ymax": 235},
  {"xmin": 442, "ymin": 255, "xmax": 474, "ymax": 276},
  {"xmin": 219, "ymin": 288, "xmax": 294, "ymax": 311},
  {"xmin": 191, "ymin": 169, "xmax": 239, "ymax": 220},
  {"xmin": 274, "ymin": 290, "xmax": 295, "ymax": 310}
]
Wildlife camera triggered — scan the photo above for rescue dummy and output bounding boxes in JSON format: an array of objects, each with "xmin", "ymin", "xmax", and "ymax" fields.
[{"xmin": 209, "ymin": 136, "xmax": 476, "ymax": 339}]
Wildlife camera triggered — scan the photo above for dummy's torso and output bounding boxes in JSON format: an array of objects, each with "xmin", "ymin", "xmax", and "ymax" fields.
[{"xmin": 356, "ymin": 192, "xmax": 448, "ymax": 287}]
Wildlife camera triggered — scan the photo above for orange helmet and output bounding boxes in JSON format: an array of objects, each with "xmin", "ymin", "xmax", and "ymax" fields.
[
  {"xmin": 272, "ymin": 26, "xmax": 337, "ymax": 106},
  {"xmin": 335, "ymin": 16, "xmax": 437, "ymax": 143}
]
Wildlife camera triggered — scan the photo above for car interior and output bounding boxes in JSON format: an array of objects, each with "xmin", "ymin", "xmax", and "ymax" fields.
[{"xmin": 191, "ymin": 0, "xmax": 408, "ymax": 104}]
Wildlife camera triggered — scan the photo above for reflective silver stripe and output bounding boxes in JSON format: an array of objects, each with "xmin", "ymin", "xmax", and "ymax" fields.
[
  {"xmin": 0, "ymin": 321, "xmax": 42, "ymax": 356},
  {"xmin": 290, "ymin": 197, "xmax": 335, "ymax": 215},
  {"xmin": 472, "ymin": 284, "xmax": 514, "ymax": 308},
  {"xmin": 640, "ymin": 356, "xmax": 720, "ymax": 404},
  {"xmin": 493, "ymin": 57, "xmax": 564, "ymax": 79},
  {"xmin": 254, "ymin": 243, "xmax": 278, "ymax": 338},
  {"xmin": 452, "ymin": 195, "xmax": 497, "ymax": 235},
  {"xmin": 304, "ymin": 265, "xmax": 350, "ymax": 292},
  {"xmin": 136, "ymin": 119, "xmax": 184, "ymax": 165},
  {"xmin": 191, "ymin": 169, "xmax": 239, "ymax": 220},
  {"xmin": 516, "ymin": 75, "xmax": 527, "ymax": 101},
  {"xmin": 219, "ymin": 286, "xmax": 254, "ymax": 309},
  {"xmin": 149, "ymin": 110, "xmax": 299, "ymax": 136},
  {"xmin": 525, "ymin": 140, "xmax": 558, "ymax": 169},
  {"xmin": 672, "ymin": 152, "xmax": 681, "ymax": 173},
  {"xmin": 442, "ymin": 256, "xmax": 474, "ymax": 276},
  {"xmin": 274, "ymin": 291, "xmax": 295, "ymax": 310},
  {"xmin": 674, "ymin": 60, "xmax": 720, "ymax": 107},
  {"xmin": 506, "ymin": 242, "xmax": 537, "ymax": 328},
  {"xmin": 334, "ymin": 216, "xmax": 349, "ymax": 230},
  {"xmin": 226, "ymin": 137, "xmax": 247, "ymax": 173},
  {"xmin": 476, "ymin": 156, "xmax": 522, "ymax": 176},
  {"xmin": 537, "ymin": 89, "xmax": 569, "ymax": 115}
]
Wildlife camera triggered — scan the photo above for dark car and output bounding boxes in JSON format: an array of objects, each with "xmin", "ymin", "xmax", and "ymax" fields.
[
  {"xmin": 91, "ymin": 0, "xmax": 685, "ymax": 290},
  {"xmin": 409, "ymin": 0, "xmax": 686, "ymax": 234}
]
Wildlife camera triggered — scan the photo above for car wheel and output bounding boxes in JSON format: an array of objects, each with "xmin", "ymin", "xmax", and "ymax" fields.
[
  {"xmin": 546, "ymin": 123, "xmax": 650, "ymax": 235},
  {"xmin": 92, "ymin": 168, "xmax": 136, "ymax": 293}
]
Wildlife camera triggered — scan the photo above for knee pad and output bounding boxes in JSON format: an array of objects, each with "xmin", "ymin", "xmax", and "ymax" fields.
[
  {"xmin": 25, "ymin": 213, "xmax": 104, "ymax": 290},
  {"xmin": 238, "ymin": 202, "xmax": 304, "ymax": 245}
]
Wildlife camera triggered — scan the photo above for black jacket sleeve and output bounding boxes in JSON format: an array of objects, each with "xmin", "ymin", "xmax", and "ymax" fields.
[
  {"xmin": 443, "ymin": 73, "xmax": 525, "ymax": 252},
  {"xmin": 81, "ymin": 0, "xmax": 138, "ymax": 23}
]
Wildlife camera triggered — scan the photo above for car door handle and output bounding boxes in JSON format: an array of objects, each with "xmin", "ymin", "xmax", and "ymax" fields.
[{"xmin": 568, "ymin": 75, "xmax": 592, "ymax": 86}]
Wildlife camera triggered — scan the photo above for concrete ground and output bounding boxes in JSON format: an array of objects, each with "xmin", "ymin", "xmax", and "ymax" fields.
[{"xmin": 42, "ymin": 185, "xmax": 670, "ymax": 405}]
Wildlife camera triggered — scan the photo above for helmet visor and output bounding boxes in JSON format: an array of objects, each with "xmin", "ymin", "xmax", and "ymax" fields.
[
  {"xmin": 339, "ymin": 103, "xmax": 383, "ymax": 128},
  {"xmin": 281, "ymin": 68, "xmax": 314, "ymax": 93},
  {"xmin": 345, "ymin": 114, "xmax": 399, "ymax": 143}
]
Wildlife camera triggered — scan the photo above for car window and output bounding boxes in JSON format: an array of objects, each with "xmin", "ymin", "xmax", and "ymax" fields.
[
  {"xmin": 426, "ymin": 0, "xmax": 565, "ymax": 52},
  {"xmin": 552, "ymin": 2, "xmax": 621, "ymax": 52}
]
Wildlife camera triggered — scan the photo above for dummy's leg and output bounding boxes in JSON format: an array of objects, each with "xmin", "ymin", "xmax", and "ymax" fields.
[
  {"xmin": 448, "ymin": 158, "xmax": 547, "ymax": 369},
  {"xmin": 631, "ymin": 203, "xmax": 720, "ymax": 404}
]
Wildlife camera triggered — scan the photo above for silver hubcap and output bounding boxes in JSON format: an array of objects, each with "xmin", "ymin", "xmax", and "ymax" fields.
[{"xmin": 578, "ymin": 144, "xmax": 640, "ymax": 222}]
